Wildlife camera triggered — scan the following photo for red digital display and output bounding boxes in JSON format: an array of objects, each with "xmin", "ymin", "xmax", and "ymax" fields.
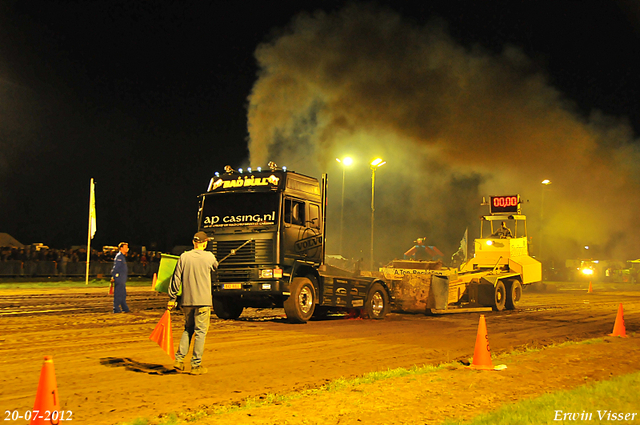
[{"xmin": 490, "ymin": 195, "xmax": 520, "ymax": 214}]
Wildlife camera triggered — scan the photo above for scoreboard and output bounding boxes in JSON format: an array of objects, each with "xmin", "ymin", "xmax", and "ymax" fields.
[{"xmin": 490, "ymin": 195, "xmax": 520, "ymax": 215}]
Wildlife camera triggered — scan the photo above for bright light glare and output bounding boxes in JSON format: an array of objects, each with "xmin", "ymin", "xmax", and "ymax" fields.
[
  {"xmin": 581, "ymin": 268, "xmax": 594, "ymax": 276},
  {"xmin": 371, "ymin": 158, "xmax": 386, "ymax": 167},
  {"xmin": 542, "ymin": 179, "xmax": 551, "ymax": 185},
  {"xmin": 486, "ymin": 240, "xmax": 493, "ymax": 246},
  {"xmin": 337, "ymin": 157, "xmax": 353, "ymax": 166}
]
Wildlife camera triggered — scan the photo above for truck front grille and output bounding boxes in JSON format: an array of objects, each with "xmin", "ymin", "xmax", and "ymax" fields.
[
  {"xmin": 211, "ymin": 239, "xmax": 273, "ymax": 266},
  {"xmin": 216, "ymin": 269, "xmax": 252, "ymax": 282}
]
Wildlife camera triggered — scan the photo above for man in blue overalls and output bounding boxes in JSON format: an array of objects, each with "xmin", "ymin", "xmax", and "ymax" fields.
[{"xmin": 111, "ymin": 242, "xmax": 130, "ymax": 313}]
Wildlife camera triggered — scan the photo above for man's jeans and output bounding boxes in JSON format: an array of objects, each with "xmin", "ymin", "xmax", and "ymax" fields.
[{"xmin": 175, "ymin": 306, "xmax": 211, "ymax": 367}]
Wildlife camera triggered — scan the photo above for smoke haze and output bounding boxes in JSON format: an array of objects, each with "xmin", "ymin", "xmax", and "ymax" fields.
[{"xmin": 247, "ymin": 3, "xmax": 640, "ymax": 265}]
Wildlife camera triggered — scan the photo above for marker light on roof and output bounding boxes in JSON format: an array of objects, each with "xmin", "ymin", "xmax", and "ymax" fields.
[
  {"xmin": 283, "ymin": 166, "xmax": 287, "ymax": 171},
  {"xmin": 238, "ymin": 168, "xmax": 243, "ymax": 173},
  {"xmin": 247, "ymin": 167, "xmax": 252, "ymax": 173},
  {"xmin": 257, "ymin": 167, "xmax": 262, "ymax": 172},
  {"xmin": 214, "ymin": 172, "xmax": 220, "ymax": 177}
]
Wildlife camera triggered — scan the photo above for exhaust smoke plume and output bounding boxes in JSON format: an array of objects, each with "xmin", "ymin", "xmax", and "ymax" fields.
[{"xmin": 247, "ymin": 4, "xmax": 640, "ymax": 266}]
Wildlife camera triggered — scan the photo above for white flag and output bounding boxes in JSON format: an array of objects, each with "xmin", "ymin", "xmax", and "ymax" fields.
[
  {"xmin": 461, "ymin": 227, "xmax": 468, "ymax": 262},
  {"xmin": 89, "ymin": 178, "xmax": 97, "ymax": 239}
]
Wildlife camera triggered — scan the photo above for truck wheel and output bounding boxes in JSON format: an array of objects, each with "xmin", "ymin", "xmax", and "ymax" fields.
[
  {"xmin": 213, "ymin": 297, "xmax": 244, "ymax": 319},
  {"xmin": 492, "ymin": 281, "xmax": 506, "ymax": 311},
  {"xmin": 364, "ymin": 283, "xmax": 389, "ymax": 319},
  {"xmin": 284, "ymin": 277, "xmax": 316, "ymax": 323},
  {"xmin": 505, "ymin": 280, "xmax": 522, "ymax": 310}
]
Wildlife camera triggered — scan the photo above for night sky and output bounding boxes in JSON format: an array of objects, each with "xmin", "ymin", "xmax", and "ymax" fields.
[{"xmin": 1, "ymin": 1, "xmax": 639, "ymax": 263}]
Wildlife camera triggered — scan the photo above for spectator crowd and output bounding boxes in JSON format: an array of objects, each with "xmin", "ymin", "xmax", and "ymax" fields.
[{"xmin": 0, "ymin": 245, "xmax": 163, "ymax": 277}]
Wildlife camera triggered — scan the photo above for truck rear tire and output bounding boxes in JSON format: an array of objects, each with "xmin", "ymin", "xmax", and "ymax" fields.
[
  {"xmin": 364, "ymin": 283, "xmax": 389, "ymax": 319},
  {"xmin": 492, "ymin": 281, "xmax": 506, "ymax": 311},
  {"xmin": 284, "ymin": 277, "xmax": 316, "ymax": 323},
  {"xmin": 505, "ymin": 280, "xmax": 522, "ymax": 310},
  {"xmin": 213, "ymin": 297, "xmax": 244, "ymax": 319}
]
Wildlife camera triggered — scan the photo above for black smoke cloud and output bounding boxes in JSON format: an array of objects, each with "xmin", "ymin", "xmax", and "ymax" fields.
[{"xmin": 246, "ymin": 3, "xmax": 640, "ymax": 265}]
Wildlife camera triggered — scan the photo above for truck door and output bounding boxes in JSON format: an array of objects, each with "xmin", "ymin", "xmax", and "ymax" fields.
[{"xmin": 283, "ymin": 198, "xmax": 323, "ymax": 263}]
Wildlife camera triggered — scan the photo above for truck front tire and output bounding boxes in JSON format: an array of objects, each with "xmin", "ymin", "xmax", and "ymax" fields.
[
  {"xmin": 284, "ymin": 277, "xmax": 316, "ymax": 323},
  {"xmin": 364, "ymin": 283, "xmax": 389, "ymax": 319},
  {"xmin": 213, "ymin": 297, "xmax": 244, "ymax": 319}
]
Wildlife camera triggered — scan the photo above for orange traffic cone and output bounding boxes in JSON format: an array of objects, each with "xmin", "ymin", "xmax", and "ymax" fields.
[
  {"xmin": 151, "ymin": 273, "xmax": 157, "ymax": 291},
  {"xmin": 588, "ymin": 281, "xmax": 593, "ymax": 293},
  {"xmin": 108, "ymin": 282, "xmax": 114, "ymax": 295},
  {"xmin": 150, "ymin": 310, "xmax": 175, "ymax": 360},
  {"xmin": 30, "ymin": 356, "xmax": 60, "ymax": 425},
  {"xmin": 468, "ymin": 315, "xmax": 494, "ymax": 370},
  {"xmin": 608, "ymin": 303, "xmax": 628, "ymax": 338}
]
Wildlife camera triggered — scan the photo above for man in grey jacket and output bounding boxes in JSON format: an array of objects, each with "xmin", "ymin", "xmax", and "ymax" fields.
[{"xmin": 168, "ymin": 231, "xmax": 218, "ymax": 375}]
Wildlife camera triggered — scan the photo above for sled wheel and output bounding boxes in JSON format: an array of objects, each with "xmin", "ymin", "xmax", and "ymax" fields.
[
  {"xmin": 492, "ymin": 280, "xmax": 506, "ymax": 311},
  {"xmin": 505, "ymin": 280, "xmax": 522, "ymax": 310}
]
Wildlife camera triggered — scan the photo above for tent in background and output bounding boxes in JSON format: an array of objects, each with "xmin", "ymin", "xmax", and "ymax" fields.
[{"xmin": 0, "ymin": 233, "xmax": 24, "ymax": 248}]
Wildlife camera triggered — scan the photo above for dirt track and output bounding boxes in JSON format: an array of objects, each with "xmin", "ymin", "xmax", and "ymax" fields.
[{"xmin": 1, "ymin": 282, "xmax": 639, "ymax": 424}]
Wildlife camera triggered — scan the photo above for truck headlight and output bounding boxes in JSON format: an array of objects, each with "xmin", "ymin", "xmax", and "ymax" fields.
[{"xmin": 259, "ymin": 267, "xmax": 283, "ymax": 279}]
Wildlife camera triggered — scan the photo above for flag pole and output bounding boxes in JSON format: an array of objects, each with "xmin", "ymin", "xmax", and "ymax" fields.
[{"xmin": 85, "ymin": 178, "xmax": 96, "ymax": 285}]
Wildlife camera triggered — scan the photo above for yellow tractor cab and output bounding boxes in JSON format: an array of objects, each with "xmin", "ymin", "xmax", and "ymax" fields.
[{"xmin": 460, "ymin": 196, "xmax": 541, "ymax": 286}]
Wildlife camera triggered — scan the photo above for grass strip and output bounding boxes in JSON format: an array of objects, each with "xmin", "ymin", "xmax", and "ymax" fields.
[{"xmin": 442, "ymin": 370, "xmax": 640, "ymax": 425}]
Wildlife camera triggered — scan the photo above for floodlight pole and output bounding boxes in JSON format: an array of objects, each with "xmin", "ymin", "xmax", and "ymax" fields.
[
  {"xmin": 370, "ymin": 159, "xmax": 385, "ymax": 270},
  {"xmin": 540, "ymin": 179, "xmax": 551, "ymax": 262}
]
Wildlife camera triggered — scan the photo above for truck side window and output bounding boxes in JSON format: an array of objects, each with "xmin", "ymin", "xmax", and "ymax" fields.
[
  {"xmin": 284, "ymin": 199, "xmax": 305, "ymax": 226},
  {"xmin": 309, "ymin": 204, "xmax": 320, "ymax": 229}
]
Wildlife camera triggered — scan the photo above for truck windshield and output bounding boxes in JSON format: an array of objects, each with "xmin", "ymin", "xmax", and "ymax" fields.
[{"xmin": 200, "ymin": 192, "xmax": 279, "ymax": 229}]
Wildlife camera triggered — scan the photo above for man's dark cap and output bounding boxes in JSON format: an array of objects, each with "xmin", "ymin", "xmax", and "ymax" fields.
[{"xmin": 193, "ymin": 231, "xmax": 212, "ymax": 243}]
